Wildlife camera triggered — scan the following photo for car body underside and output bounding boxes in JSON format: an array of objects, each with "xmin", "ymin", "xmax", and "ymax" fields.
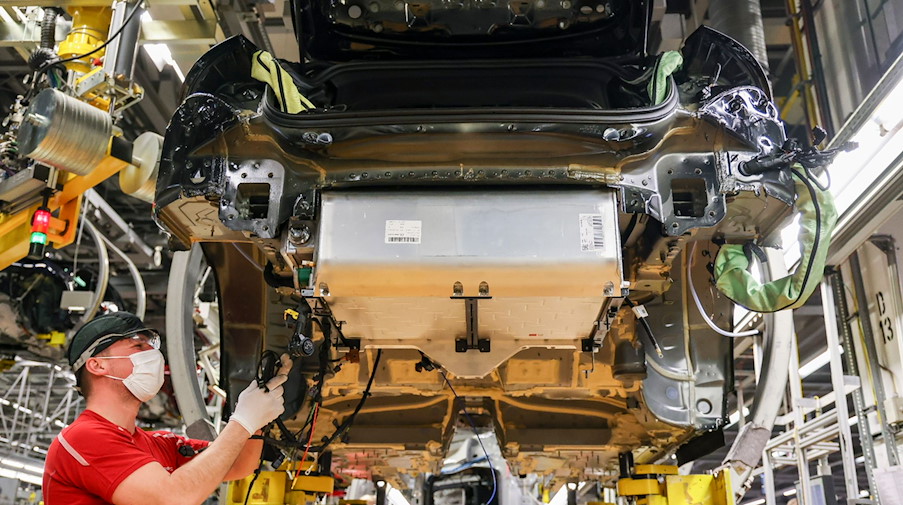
[{"xmin": 154, "ymin": 0, "xmax": 795, "ymax": 485}]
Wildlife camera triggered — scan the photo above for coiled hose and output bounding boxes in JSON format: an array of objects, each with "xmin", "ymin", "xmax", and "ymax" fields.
[{"xmin": 40, "ymin": 8, "xmax": 59, "ymax": 49}]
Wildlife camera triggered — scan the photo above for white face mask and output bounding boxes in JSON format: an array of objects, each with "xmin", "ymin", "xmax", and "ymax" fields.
[{"xmin": 97, "ymin": 349, "xmax": 165, "ymax": 402}]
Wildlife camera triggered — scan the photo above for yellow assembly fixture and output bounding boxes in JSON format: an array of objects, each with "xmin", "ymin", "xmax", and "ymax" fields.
[
  {"xmin": 0, "ymin": 155, "xmax": 128, "ymax": 270},
  {"xmin": 228, "ymin": 471, "xmax": 287, "ymax": 505},
  {"xmin": 290, "ymin": 461, "xmax": 334, "ymax": 494},
  {"xmin": 226, "ymin": 461, "xmax": 335, "ymax": 505},
  {"xmin": 617, "ymin": 465, "xmax": 734, "ymax": 505},
  {"xmin": 57, "ymin": 6, "xmax": 112, "ymax": 73},
  {"xmin": 35, "ymin": 331, "xmax": 67, "ymax": 347}
]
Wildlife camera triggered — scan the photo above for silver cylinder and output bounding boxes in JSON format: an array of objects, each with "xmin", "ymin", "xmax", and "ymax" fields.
[
  {"xmin": 708, "ymin": 0, "xmax": 770, "ymax": 73},
  {"xmin": 120, "ymin": 131, "xmax": 162, "ymax": 202},
  {"xmin": 103, "ymin": 0, "xmax": 144, "ymax": 81},
  {"xmin": 18, "ymin": 89, "xmax": 112, "ymax": 175}
]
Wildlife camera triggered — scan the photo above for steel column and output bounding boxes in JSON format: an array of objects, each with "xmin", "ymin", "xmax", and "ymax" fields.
[
  {"xmin": 858, "ymin": 237, "xmax": 903, "ymax": 466},
  {"xmin": 820, "ymin": 278, "xmax": 860, "ymax": 499}
]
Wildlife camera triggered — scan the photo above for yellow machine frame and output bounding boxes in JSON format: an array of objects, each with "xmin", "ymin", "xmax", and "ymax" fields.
[
  {"xmin": 226, "ymin": 461, "xmax": 335, "ymax": 505},
  {"xmin": 0, "ymin": 155, "xmax": 128, "ymax": 270},
  {"xmin": 617, "ymin": 465, "xmax": 734, "ymax": 505}
]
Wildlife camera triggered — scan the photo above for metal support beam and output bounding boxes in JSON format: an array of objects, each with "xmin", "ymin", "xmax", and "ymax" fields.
[
  {"xmin": 0, "ymin": 362, "xmax": 81, "ymax": 458},
  {"xmin": 139, "ymin": 18, "xmax": 217, "ymax": 44},
  {"xmin": 826, "ymin": 267, "xmax": 880, "ymax": 499},
  {"xmin": 787, "ymin": 328, "xmax": 812, "ymax": 505},
  {"xmin": 84, "ymin": 189, "xmax": 154, "ymax": 264},
  {"xmin": 850, "ymin": 245, "xmax": 901, "ymax": 467},
  {"xmin": 820, "ymin": 278, "xmax": 860, "ymax": 500}
]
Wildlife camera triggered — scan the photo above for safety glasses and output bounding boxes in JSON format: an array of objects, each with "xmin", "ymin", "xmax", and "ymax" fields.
[{"xmin": 72, "ymin": 330, "xmax": 161, "ymax": 371}]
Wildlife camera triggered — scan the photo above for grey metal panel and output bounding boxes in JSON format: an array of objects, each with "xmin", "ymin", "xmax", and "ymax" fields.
[
  {"xmin": 316, "ymin": 189, "xmax": 623, "ymax": 298},
  {"xmin": 315, "ymin": 189, "xmax": 623, "ymax": 378},
  {"xmin": 641, "ymin": 248, "xmax": 732, "ymax": 429}
]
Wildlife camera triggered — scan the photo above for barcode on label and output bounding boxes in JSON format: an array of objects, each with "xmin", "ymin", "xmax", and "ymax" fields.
[
  {"xmin": 579, "ymin": 214, "xmax": 605, "ymax": 251},
  {"xmin": 385, "ymin": 220, "xmax": 422, "ymax": 244}
]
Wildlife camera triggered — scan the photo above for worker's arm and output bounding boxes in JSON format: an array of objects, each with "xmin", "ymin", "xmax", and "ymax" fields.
[
  {"xmin": 222, "ymin": 432, "xmax": 264, "ymax": 481},
  {"xmin": 111, "ymin": 420, "xmax": 254, "ymax": 505},
  {"xmin": 112, "ymin": 355, "xmax": 292, "ymax": 505}
]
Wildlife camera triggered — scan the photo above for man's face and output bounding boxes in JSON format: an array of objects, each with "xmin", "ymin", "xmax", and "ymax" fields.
[{"xmin": 91, "ymin": 333, "xmax": 160, "ymax": 377}]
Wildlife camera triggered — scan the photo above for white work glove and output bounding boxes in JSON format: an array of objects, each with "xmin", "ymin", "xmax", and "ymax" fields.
[{"xmin": 230, "ymin": 353, "xmax": 293, "ymax": 436}]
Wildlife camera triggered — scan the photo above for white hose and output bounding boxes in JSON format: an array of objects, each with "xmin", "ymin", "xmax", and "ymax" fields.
[
  {"xmin": 688, "ymin": 242, "xmax": 759, "ymax": 338},
  {"xmin": 81, "ymin": 221, "xmax": 109, "ymax": 324},
  {"xmin": 94, "ymin": 227, "xmax": 147, "ymax": 321}
]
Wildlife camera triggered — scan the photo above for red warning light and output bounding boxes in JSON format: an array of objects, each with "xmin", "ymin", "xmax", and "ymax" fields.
[{"xmin": 31, "ymin": 208, "xmax": 51, "ymax": 234}]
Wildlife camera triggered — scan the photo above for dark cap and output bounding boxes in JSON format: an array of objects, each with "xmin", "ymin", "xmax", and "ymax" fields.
[{"xmin": 67, "ymin": 312, "xmax": 158, "ymax": 371}]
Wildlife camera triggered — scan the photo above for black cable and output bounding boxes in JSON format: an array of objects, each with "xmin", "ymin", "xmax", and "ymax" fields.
[
  {"xmin": 623, "ymin": 298, "xmax": 663, "ymax": 357},
  {"xmin": 719, "ymin": 167, "xmax": 823, "ymax": 314},
  {"xmin": 38, "ymin": 1, "xmax": 143, "ymax": 74},
  {"xmin": 293, "ymin": 328, "xmax": 330, "ymax": 440},
  {"xmin": 40, "ymin": 9, "xmax": 60, "ymax": 49},
  {"xmin": 314, "ymin": 349, "xmax": 382, "ymax": 452},
  {"xmin": 622, "ymin": 213, "xmax": 639, "ymax": 246},
  {"xmin": 244, "ymin": 466, "xmax": 262, "ymax": 505},
  {"xmin": 770, "ymin": 167, "xmax": 822, "ymax": 312},
  {"xmin": 438, "ymin": 372, "xmax": 497, "ymax": 505},
  {"xmin": 803, "ymin": 163, "xmax": 831, "ymax": 192}
]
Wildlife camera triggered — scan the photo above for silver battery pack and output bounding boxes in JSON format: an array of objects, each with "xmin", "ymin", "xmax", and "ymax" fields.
[
  {"xmin": 314, "ymin": 189, "xmax": 624, "ymax": 377},
  {"xmin": 316, "ymin": 189, "xmax": 622, "ymax": 297}
]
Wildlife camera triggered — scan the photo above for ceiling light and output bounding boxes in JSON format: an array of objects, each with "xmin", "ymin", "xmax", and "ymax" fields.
[{"xmin": 143, "ymin": 44, "xmax": 185, "ymax": 82}]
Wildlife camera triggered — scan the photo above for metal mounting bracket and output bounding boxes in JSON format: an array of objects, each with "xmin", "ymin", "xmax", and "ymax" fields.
[{"xmin": 452, "ymin": 296, "xmax": 492, "ymax": 352}]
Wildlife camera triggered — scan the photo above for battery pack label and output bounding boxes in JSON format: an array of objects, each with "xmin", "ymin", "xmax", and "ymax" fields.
[
  {"xmin": 579, "ymin": 214, "xmax": 605, "ymax": 251},
  {"xmin": 385, "ymin": 220, "xmax": 422, "ymax": 244}
]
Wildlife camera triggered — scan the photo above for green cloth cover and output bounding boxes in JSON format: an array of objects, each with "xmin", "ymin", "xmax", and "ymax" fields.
[
  {"xmin": 251, "ymin": 50, "xmax": 315, "ymax": 114},
  {"xmin": 648, "ymin": 51, "xmax": 683, "ymax": 105},
  {"xmin": 714, "ymin": 167, "xmax": 837, "ymax": 313}
]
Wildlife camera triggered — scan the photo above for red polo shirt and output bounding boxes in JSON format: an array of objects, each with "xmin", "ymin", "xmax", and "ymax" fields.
[{"xmin": 43, "ymin": 410, "xmax": 210, "ymax": 504}]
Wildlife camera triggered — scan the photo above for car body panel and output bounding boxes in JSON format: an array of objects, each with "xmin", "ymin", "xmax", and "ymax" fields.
[{"xmin": 155, "ymin": 24, "xmax": 792, "ymax": 484}]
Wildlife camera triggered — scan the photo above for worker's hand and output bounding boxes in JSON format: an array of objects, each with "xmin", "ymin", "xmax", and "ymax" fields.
[
  {"xmin": 274, "ymin": 353, "xmax": 293, "ymax": 378},
  {"xmin": 230, "ymin": 353, "xmax": 294, "ymax": 436}
]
